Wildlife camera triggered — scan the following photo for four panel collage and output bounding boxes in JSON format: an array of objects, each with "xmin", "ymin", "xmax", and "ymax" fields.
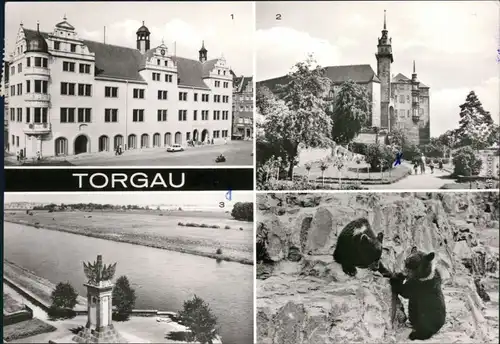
[{"xmin": 1, "ymin": 1, "xmax": 498, "ymax": 344}]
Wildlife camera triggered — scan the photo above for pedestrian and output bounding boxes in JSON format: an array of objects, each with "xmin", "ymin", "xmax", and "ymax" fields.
[
  {"xmin": 438, "ymin": 158, "xmax": 443, "ymax": 170},
  {"xmin": 429, "ymin": 161, "xmax": 435, "ymax": 174},
  {"xmin": 413, "ymin": 160, "xmax": 419, "ymax": 175},
  {"xmin": 211, "ymin": 138, "xmax": 214, "ymax": 145},
  {"xmin": 16, "ymin": 150, "xmax": 20, "ymax": 161},
  {"xmin": 36, "ymin": 151, "xmax": 41, "ymax": 161},
  {"xmin": 420, "ymin": 153, "xmax": 426, "ymax": 174}
]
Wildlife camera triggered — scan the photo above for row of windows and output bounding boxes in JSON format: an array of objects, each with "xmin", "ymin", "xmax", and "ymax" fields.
[
  {"xmin": 10, "ymin": 80, "xmax": 49, "ymax": 96},
  {"xmin": 62, "ymin": 61, "xmax": 92, "ymax": 74},
  {"xmin": 104, "ymin": 86, "xmax": 229, "ymax": 103},
  {"xmin": 152, "ymin": 72, "xmax": 174, "ymax": 83},
  {"xmin": 395, "ymin": 108, "xmax": 424, "ymax": 117},
  {"xmin": 214, "ymin": 80, "xmax": 230, "ymax": 88},
  {"xmin": 60, "ymin": 108, "xmax": 92, "ymax": 123},
  {"xmin": 9, "ymin": 107, "xmax": 48, "ymax": 123},
  {"xmin": 61, "ymin": 82, "xmax": 92, "ymax": 96}
]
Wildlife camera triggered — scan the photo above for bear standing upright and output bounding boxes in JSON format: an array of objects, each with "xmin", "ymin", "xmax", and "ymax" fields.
[
  {"xmin": 390, "ymin": 246, "xmax": 446, "ymax": 340},
  {"xmin": 333, "ymin": 218, "xmax": 387, "ymax": 276}
]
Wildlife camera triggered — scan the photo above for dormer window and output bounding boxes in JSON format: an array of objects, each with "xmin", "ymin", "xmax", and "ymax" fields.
[
  {"xmin": 70, "ymin": 44, "xmax": 76, "ymax": 53},
  {"xmin": 218, "ymin": 70, "xmax": 220, "ymax": 75},
  {"xmin": 157, "ymin": 59, "xmax": 160, "ymax": 66},
  {"xmin": 164, "ymin": 61, "xmax": 168, "ymax": 67},
  {"xmin": 54, "ymin": 41, "xmax": 60, "ymax": 50}
]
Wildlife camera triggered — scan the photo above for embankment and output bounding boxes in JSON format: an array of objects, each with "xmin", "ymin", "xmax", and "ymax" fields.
[
  {"xmin": 4, "ymin": 213, "xmax": 252, "ymax": 265},
  {"xmin": 256, "ymin": 192, "xmax": 499, "ymax": 344}
]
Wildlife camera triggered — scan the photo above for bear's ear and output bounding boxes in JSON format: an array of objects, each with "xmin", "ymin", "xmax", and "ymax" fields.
[
  {"xmin": 410, "ymin": 246, "xmax": 418, "ymax": 254},
  {"xmin": 377, "ymin": 232, "xmax": 384, "ymax": 243},
  {"xmin": 426, "ymin": 252, "xmax": 435, "ymax": 261}
]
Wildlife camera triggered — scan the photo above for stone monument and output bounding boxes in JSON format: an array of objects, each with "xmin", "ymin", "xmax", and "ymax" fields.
[{"xmin": 71, "ymin": 255, "xmax": 126, "ymax": 343}]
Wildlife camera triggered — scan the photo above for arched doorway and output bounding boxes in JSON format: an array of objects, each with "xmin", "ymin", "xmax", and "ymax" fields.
[
  {"xmin": 74, "ymin": 135, "xmax": 88, "ymax": 155},
  {"xmin": 164, "ymin": 132, "xmax": 172, "ymax": 146},
  {"xmin": 246, "ymin": 129, "xmax": 251, "ymax": 138},
  {"xmin": 114, "ymin": 135, "xmax": 123, "ymax": 151},
  {"xmin": 98, "ymin": 135, "xmax": 109, "ymax": 152},
  {"xmin": 128, "ymin": 134, "xmax": 137, "ymax": 149},
  {"xmin": 389, "ymin": 106, "xmax": 395, "ymax": 131},
  {"xmin": 193, "ymin": 129, "xmax": 199, "ymax": 142},
  {"xmin": 174, "ymin": 132, "xmax": 182, "ymax": 144},
  {"xmin": 201, "ymin": 129, "xmax": 209, "ymax": 142},
  {"xmin": 153, "ymin": 133, "xmax": 161, "ymax": 147},
  {"xmin": 141, "ymin": 134, "xmax": 149, "ymax": 148},
  {"xmin": 55, "ymin": 137, "xmax": 68, "ymax": 156}
]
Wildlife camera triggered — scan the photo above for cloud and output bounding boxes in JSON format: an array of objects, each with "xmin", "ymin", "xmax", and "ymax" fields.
[
  {"xmin": 431, "ymin": 76, "xmax": 499, "ymax": 136},
  {"xmin": 256, "ymin": 26, "xmax": 341, "ymax": 81}
]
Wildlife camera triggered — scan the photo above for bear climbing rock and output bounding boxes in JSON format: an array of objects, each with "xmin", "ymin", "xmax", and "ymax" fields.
[
  {"xmin": 333, "ymin": 218, "xmax": 387, "ymax": 277},
  {"xmin": 390, "ymin": 246, "xmax": 446, "ymax": 341}
]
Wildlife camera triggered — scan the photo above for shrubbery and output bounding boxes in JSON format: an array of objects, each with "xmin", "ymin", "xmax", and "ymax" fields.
[
  {"xmin": 231, "ymin": 202, "xmax": 253, "ymax": 222},
  {"xmin": 452, "ymin": 146, "xmax": 483, "ymax": 176},
  {"xmin": 260, "ymin": 179, "xmax": 366, "ymax": 190},
  {"xmin": 350, "ymin": 142, "xmax": 368, "ymax": 156},
  {"xmin": 112, "ymin": 276, "xmax": 136, "ymax": 321},
  {"xmin": 48, "ymin": 282, "xmax": 78, "ymax": 320},
  {"xmin": 178, "ymin": 295, "xmax": 218, "ymax": 344},
  {"xmin": 364, "ymin": 143, "xmax": 394, "ymax": 171},
  {"xmin": 402, "ymin": 143, "xmax": 421, "ymax": 162}
]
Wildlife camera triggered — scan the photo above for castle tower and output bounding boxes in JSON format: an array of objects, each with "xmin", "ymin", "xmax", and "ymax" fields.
[
  {"xmin": 136, "ymin": 21, "xmax": 150, "ymax": 54},
  {"xmin": 71, "ymin": 255, "xmax": 126, "ymax": 343},
  {"xmin": 375, "ymin": 10, "xmax": 394, "ymax": 130},
  {"xmin": 199, "ymin": 41, "xmax": 207, "ymax": 63},
  {"xmin": 411, "ymin": 60, "xmax": 420, "ymax": 123}
]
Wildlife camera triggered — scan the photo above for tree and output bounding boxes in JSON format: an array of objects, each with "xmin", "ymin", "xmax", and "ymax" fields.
[
  {"xmin": 261, "ymin": 56, "xmax": 334, "ymax": 178},
  {"xmin": 256, "ymin": 86, "xmax": 275, "ymax": 115},
  {"xmin": 51, "ymin": 282, "xmax": 78, "ymax": 309},
  {"xmin": 112, "ymin": 276, "xmax": 136, "ymax": 320},
  {"xmin": 231, "ymin": 202, "xmax": 253, "ymax": 222},
  {"xmin": 329, "ymin": 80, "xmax": 370, "ymax": 146},
  {"xmin": 386, "ymin": 128, "xmax": 408, "ymax": 148},
  {"xmin": 178, "ymin": 295, "xmax": 218, "ymax": 344},
  {"xmin": 455, "ymin": 91, "xmax": 495, "ymax": 150}
]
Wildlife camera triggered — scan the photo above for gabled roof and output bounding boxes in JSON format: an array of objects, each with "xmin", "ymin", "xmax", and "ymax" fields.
[
  {"xmin": 55, "ymin": 20, "xmax": 75, "ymax": 31},
  {"xmin": 234, "ymin": 76, "xmax": 253, "ymax": 93},
  {"xmin": 257, "ymin": 64, "xmax": 380, "ymax": 92},
  {"xmin": 392, "ymin": 73, "xmax": 429, "ymax": 88},
  {"xmin": 21, "ymin": 27, "xmax": 222, "ymax": 87}
]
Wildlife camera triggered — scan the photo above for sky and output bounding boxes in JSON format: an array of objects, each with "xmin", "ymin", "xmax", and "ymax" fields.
[
  {"xmin": 256, "ymin": 1, "xmax": 499, "ymax": 137},
  {"xmin": 4, "ymin": 1, "xmax": 253, "ymax": 76},
  {"xmin": 4, "ymin": 191, "xmax": 254, "ymax": 208}
]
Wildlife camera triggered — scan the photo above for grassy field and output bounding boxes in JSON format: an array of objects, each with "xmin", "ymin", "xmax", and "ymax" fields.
[
  {"xmin": 4, "ymin": 209, "xmax": 253, "ymax": 264},
  {"xmin": 3, "ymin": 318, "xmax": 57, "ymax": 342},
  {"xmin": 4, "ymin": 292, "xmax": 25, "ymax": 314},
  {"xmin": 4, "ymin": 260, "xmax": 88, "ymax": 311}
]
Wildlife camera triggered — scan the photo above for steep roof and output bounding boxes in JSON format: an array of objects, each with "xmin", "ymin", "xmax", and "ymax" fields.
[
  {"xmin": 234, "ymin": 76, "xmax": 253, "ymax": 93},
  {"xmin": 21, "ymin": 27, "xmax": 219, "ymax": 87},
  {"xmin": 392, "ymin": 73, "xmax": 429, "ymax": 88},
  {"xmin": 257, "ymin": 64, "xmax": 380, "ymax": 92}
]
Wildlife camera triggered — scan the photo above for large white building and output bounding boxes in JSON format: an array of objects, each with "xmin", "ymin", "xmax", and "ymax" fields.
[{"xmin": 4, "ymin": 17, "xmax": 234, "ymax": 158}]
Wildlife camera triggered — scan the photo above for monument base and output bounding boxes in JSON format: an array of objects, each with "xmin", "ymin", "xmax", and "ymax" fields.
[{"xmin": 71, "ymin": 324, "xmax": 127, "ymax": 343}]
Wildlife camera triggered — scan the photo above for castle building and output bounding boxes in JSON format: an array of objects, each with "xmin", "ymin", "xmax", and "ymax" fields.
[
  {"xmin": 231, "ymin": 74, "xmax": 253, "ymax": 140},
  {"xmin": 256, "ymin": 11, "xmax": 430, "ymax": 146},
  {"xmin": 3, "ymin": 17, "xmax": 233, "ymax": 158}
]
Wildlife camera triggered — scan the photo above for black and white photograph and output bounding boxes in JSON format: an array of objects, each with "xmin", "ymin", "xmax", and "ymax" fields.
[
  {"xmin": 2, "ymin": 1, "xmax": 254, "ymax": 167},
  {"xmin": 3, "ymin": 192, "xmax": 254, "ymax": 343},
  {"xmin": 256, "ymin": 191, "xmax": 499, "ymax": 343},
  {"xmin": 255, "ymin": 1, "xmax": 499, "ymax": 190}
]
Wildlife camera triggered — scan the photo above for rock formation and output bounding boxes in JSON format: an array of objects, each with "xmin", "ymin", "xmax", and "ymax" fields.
[{"xmin": 256, "ymin": 192, "xmax": 499, "ymax": 343}]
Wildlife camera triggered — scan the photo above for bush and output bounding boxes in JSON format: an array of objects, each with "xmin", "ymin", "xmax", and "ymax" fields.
[
  {"xmin": 216, "ymin": 248, "xmax": 222, "ymax": 255},
  {"xmin": 239, "ymin": 227, "xmax": 244, "ymax": 231},
  {"xmin": 210, "ymin": 225, "xmax": 220, "ymax": 229},
  {"xmin": 442, "ymin": 158, "xmax": 450, "ymax": 164},
  {"xmin": 224, "ymin": 225, "xmax": 231, "ymax": 229},
  {"xmin": 200, "ymin": 224, "xmax": 209, "ymax": 228},
  {"xmin": 231, "ymin": 202, "xmax": 253, "ymax": 222},
  {"xmin": 364, "ymin": 143, "xmax": 394, "ymax": 171},
  {"xmin": 178, "ymin": 295, "xmax": 218, "ymax": 344},
  {"xmin": 112, "ymin": 276, "xmax": 136, "ymax": 321},
  {"xmin": 402, "ymin": 143, "xmax": 421, "ymax": 162},
  {"xmin": 47, "ymin": 306, "xmax": 76, "ymax": 320},
  {"xmin": 350, "ymin": 142, "xmax": 368, "ymax": 156},
  {"xmin": 51, "ymin": 282, "xmax": 78, "ymax": 310},
  {"xmin": 178, "ymin": 222, "xmax": 184, "ymax": 226},
  {"xmin": 452, "ymin": 146, "xmax": 483, "ymax": 176}
]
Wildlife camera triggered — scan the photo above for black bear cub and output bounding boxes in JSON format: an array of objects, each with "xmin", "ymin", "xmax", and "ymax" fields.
[
  {"xmin": 390, "ymin": 246, "xmax": 446, "ymax": 340},
  {"xmin": 333, "ymin": 218, "xmax": 386, "ymax": 277}
]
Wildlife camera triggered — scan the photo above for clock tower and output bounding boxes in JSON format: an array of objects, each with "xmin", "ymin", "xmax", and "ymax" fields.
[{"xmin": 375, "ymin": 10, "xmax": 394, "ymax": 130}]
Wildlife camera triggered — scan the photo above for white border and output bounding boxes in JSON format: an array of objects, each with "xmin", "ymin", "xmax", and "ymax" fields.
[{"xmin": 251, "ymin": 2, "xmax": 257, "ymax": 343}]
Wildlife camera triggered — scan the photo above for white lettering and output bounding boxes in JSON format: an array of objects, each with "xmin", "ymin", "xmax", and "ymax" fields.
[
  {"xmin": 169, "ymin": 172, "xmax": 185, "ymax": 188},
  {"xmin": 130, "ymin": 172, "xmax": 148, "ymax": 188},
  {"xmin": 111, "ymin": 173, "xmax": 128, "ymax": 188},
  {"xmin": 89, "ymin": 173, "xmax": 108, "ymax": 189},
  {"xmin": 150, "ymin": 173, "xmax": 168, "ymax": 188},
  {"xmin": 73, "ymin": 173, "xmax": 89, "ymax": 189}
]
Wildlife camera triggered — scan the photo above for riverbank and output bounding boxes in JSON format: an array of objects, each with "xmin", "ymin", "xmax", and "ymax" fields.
[{"xmin": 4, "ymin": 210, "xmax": 253, "ymax": 265}]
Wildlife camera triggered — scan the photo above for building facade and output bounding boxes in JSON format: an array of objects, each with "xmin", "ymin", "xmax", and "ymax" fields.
[
  {"xmin": 256, "ymin": 11, "xmax": 430, "ymax": 146},
  {"xmin": 3, "ymin": 17, "xmax": 233, "ymax": 158},
  {"xmin": 231, "ymin": 74, "xmax": 253, "ymax": 140}
]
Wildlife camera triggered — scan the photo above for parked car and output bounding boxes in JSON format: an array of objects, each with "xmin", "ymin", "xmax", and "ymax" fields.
[{"xmin": 167, "ymin": 144, "xmax": 184, "ymax": 152}]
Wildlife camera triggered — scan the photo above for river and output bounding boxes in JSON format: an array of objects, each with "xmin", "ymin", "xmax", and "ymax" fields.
[{"xmin": 3, "ymin": 222, "xmax": 253, "ymax": 344}]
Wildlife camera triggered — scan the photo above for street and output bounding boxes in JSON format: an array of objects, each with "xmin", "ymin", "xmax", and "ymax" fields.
[{"xmin": 8, "ymin": 141, "xmax": 253, "ymax": 167}]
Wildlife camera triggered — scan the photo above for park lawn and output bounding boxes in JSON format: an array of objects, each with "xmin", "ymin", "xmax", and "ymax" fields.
[
  {"xmin": 4, "ymin": 292, "xmax": 25, "ymax": 314},
  {"xmin": 3, "ymin": 318, "xmax": 57, "ymax": 342},
  {"xmin": 4, "ymin": 210, "xmax": 253, "ymax": 264}
]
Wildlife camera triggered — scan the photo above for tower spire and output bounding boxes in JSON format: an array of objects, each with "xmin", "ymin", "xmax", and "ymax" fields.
[
  {"xmin": 413, "ymin": 60, "xmax": 416, "ymax": 74},
  {"xmin": 384, "ymin": 10, "xmax": 387, "ymax": 30},
  {"xmin": 37, "ymin": 20, "xmax": 40, "ymax": 32}
]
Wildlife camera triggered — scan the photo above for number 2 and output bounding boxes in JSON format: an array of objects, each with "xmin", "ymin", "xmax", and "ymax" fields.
[{"xmin": 276, "ymin": 14, "xmax": 282, "ymax": 20}]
